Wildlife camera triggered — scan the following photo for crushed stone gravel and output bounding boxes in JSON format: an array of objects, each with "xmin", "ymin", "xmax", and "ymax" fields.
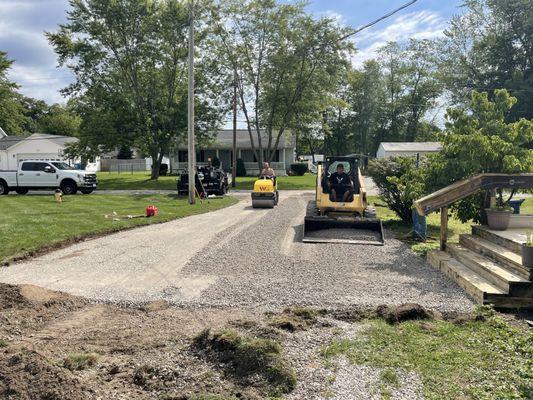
[
  {"xmin": 0, "ymin": 193, "xmax": 474, "ymax": 312},
  {"xmin": 166, "ymin": 195, "xmax": 473, "ymax": 311}
]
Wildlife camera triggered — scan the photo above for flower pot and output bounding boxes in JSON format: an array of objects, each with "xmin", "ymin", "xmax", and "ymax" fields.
[
  {"xmin": 485, "ymin": 209, "xmax": 512, "ymax": 231},
  {"xmin": 522, "ymin": 245, "xmax": 533, "ymax": 269}
]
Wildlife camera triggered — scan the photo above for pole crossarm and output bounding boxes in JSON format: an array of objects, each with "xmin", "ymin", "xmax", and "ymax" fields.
[{"xmin": 414, "ymin": 173, "xmax": 533, "ymax": 216}]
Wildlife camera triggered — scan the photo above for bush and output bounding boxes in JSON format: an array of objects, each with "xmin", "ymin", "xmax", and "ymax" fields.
[
  {"xmin": 159, "ymin": 163, "xmax": 168, "ymax": 176},
  {"xmin": 290, "ymin": 163, "xmax": 308, "ymax": 176},
  {"xmin": 236, "ymin": 158, "xmax": 246, "ymax": 177},
  {"xmin": 367, "ymin": 157, "xmax": 426, "ymax": 223}
]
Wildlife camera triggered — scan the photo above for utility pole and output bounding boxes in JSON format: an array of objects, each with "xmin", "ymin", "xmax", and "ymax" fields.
[
  {"xmin": 187, "ymin": 0, "xmax": 195, "ymax": 204},
  {"xmin": 232, "ymin": 70, "xmax": 237, "ymax": 188}
]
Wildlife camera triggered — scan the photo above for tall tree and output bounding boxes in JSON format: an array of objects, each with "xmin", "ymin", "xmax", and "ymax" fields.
[
  {"xmin": 39, "ymin": 103, "xmax": 81, "ymax": 136},
  {"xmin": 48, "ymin": 0, "xmax": 222, "ymax": 179},
  {"xmin": 440, "ymin": 0, "xmax": 533, "ymax": 120},
  {"xmin": 213, "ymin": 0, "xmax": 353, "ymax": 168},
  {"xmin": 0, "ymin": 51, "xmax": 27, "ymax": 135}
]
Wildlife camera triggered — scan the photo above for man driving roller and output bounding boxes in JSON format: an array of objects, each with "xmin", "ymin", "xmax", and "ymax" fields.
[
  {"xmin": 260, "ymin": 161, "xmax": 276, "ymax": 179},
  {"xmin": 328, "ymin": 163, "xmax": 353, "ymax": 202}
]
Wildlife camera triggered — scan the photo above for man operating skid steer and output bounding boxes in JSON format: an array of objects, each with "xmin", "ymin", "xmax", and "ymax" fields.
[{"xmin": 328, "ymin": 163, "xmax": 354, "ymax": 202}]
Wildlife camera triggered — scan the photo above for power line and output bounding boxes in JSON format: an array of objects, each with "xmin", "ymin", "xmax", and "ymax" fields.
[{"xmin": 339, "ymin": 0, "xmax": 419, "ymax": 41}]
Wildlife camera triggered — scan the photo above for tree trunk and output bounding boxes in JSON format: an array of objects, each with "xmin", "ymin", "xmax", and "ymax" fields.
[{"xmin": 150, "ymin": 149, "xmax": 164, "ymax": 180}]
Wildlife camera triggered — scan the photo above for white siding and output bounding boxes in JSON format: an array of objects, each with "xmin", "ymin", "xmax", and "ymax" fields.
[{"xmin": 3, "ymin": 137, "xmax": 74, "ymax": 170}]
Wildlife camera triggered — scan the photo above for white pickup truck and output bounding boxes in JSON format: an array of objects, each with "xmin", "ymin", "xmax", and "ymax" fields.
[{"xmin": 0, "ymin": 160, "xmax": 97, "ymax": 195}]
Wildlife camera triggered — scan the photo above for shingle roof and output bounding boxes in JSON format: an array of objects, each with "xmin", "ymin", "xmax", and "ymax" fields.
[
  {"xmin": 178, "ymin": 129, "xmax": 295, "ymax": 150},
  {"xmin": 380, "ymin": 142, "xmax": 442, "ymax": 152},
  {"xmin": 0, "ymin": 133, "xmax": 78, "ymax": 151},
  {"xmin": 0, "ymin": 136, "xmax": 27, "ymax": 150}
]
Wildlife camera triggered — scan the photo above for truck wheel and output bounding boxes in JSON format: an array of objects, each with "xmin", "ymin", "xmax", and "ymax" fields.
[
  {"xmin": 60, "ymin": 180, "xmax": 78, "ymax": 195},
  {"xmin": 15, "ymin": 188, "xmax": 29, "ymax": 195},
  {"xmin": 80, "ymin": 189, "xmax": 94, "ymax": 195},
  {"xmin": 0, "ymin": 181, "xmax": 8, "ymax": 195}
]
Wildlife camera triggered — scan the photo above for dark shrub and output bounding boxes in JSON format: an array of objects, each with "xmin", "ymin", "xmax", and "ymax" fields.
[
  {"xmin": 290, "ymin": 163, "xmax": 308, "ymax": 176},
  {"xmin": 236, "ymin": 158, "xmax": 247, "ymax": 177},
  {"xmin": 367, "ymin": 157, "xmax": 426, "ymax": 223}
]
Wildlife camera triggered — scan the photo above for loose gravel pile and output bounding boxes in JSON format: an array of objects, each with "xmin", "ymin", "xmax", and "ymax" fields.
[{"xmin": 162, "ymin": 195, "xmax": 473, "ymax": 311}]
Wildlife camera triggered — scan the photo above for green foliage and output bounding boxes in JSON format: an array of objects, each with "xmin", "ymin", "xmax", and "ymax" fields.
[
  {"xmin": 39, "ymin": 104, "xmax": 81, "ymax": 136},
  {"xmin": 440, "ymin": 0, "xmax": 533, "ymax": 121},
  {"xmin": 290, "ymin": 163, "xmax": 308, "ymax": 176},
  {"xmin": 367, "ymin": 157, "xmax": 426, "ymax": 223},
  {"xmin": 236, "ymin": 158, "xmax": 246, "ymax": 177},
  {"xmin": 213, "ymin": 0, "xmax": 353, "ymax": 166},
  {"xmin": 194, "ymin": 328, "xmax": 297, "ymax": 396},
  {"xmin": 323, "ymin": 315, "xmax": 533, "ymax": 399},
  {"xmin": 0, "ymin": 51, "xmax": 27, "ymax": 135},
  {"xmin": 47, "ymin": 0, "xmax": 222, "ymax": 180},
  {"xmin": 426, "ymin": 90, "xmax": 533, "ymax": 222}
]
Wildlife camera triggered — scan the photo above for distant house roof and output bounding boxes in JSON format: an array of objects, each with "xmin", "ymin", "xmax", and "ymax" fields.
[
  {"xmin": 379, "ymin": 142, "xmax": 442, "ymax": 152},
  {"xmin": 178, "ymin": 129, "xmax": 295, "ymax": 150},
  {"xmin": 0, "ymin": 135, "xmax": 27, "ymax": 150},
  {"xmin": 0, "ymin": 133, "xmax": 78, "ymax": 151}
]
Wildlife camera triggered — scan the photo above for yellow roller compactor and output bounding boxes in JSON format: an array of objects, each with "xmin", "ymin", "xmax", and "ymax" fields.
[
  {"xmin": 303, "ymin": 156, "xmax": 384, "ymax": 245},
  {"xmin": 251, "ymin": 176, "xmax": 279, "ymax": 208}
]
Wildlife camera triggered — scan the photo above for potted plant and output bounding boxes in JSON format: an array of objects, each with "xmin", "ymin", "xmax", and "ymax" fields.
[
  {"xmin": 522, "ymin": 231, "xmax": 533, "ymax": 268},
  {"xmin": 485, "ymin": 190, "xmax": 513, "ymax": 230}
]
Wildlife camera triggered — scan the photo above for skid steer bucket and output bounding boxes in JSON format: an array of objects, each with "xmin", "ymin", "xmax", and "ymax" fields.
[{"xmin": 303, "ymin": 215, "xmax": 385, "ymax": 245}]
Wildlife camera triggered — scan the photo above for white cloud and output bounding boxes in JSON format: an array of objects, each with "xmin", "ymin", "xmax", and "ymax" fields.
[{"xmin": 351, "ymin": 10, "xmax": 447, "ymax": 67}]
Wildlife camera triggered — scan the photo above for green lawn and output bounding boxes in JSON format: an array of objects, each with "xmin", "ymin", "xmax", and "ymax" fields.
[
  {"xmin": 97, "ymin": 172, "xmax": 177, "ymax": 190},
  {"xmin": 0, "ymin": 194, "xmax": 237, "ymax": 264},
  {"xmin": 323, "ymin": 310, "xmax": 532, "ymax": 399},
  {"xmin": 232, "ymin": 174, "xmax": 316, "ymax": 190},
  {"xmin": 369, "ymin": 196, "xmax": 533, "ymax": 255},
  {"xmin": 96, "ymin": 172, "xmax": 317, "ymax": 191}
]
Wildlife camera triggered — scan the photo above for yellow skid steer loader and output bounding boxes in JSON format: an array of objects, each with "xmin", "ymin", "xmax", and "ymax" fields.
[{"xmin": 303, "ymin": 156, "xmax": 384, "ymax": 245}]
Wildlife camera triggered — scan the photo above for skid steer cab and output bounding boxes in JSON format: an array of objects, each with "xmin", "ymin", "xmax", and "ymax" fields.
[
  {"xmin": 251, "ymin": 176, "xmax": 279, "ymax": 208},
  {"xmin": 303, "ymin": 156, "xmax": 384, "ymax": 245}
]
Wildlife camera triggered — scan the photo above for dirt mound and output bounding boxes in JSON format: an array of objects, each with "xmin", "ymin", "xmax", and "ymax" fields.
[
  {"xmin": 0, "ymin": 348, "xmax": 92, "ymax": 400},
  {"xmin": 0, "ymin": 284, "xmax": 30, "ymax": 310}
]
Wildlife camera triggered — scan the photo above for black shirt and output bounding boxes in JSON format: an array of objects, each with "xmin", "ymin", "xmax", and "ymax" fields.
[{"xmin": 329, "ymin": 172, "xmax": 352, "ymax": 187}]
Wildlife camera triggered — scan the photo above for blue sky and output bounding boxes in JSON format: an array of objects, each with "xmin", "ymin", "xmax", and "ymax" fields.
[{"xmin": 0, "ymin": 0, "xmax": 466, "ymax": 104}]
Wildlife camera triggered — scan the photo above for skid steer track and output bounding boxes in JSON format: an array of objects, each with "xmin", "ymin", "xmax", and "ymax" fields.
[{"xmin": 303, "ymin": 201, "xmax": 385, "ymax": 245}]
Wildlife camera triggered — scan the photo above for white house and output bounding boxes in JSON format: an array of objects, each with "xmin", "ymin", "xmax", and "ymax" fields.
[
  {"xmin": 0, "ymin": 132, "xmax": 79, "ymax": 170},
  {"xmin": 376, "ymin": 142, "xmax": 442, "ymax": 159},
  {"xmin": 172, "ymin": 129, "xmax": 296, "ymax": 176}
]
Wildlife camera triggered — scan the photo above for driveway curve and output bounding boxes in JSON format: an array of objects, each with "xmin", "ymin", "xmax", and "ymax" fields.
[{"xmin": 0, "ymin": 192, "xmax": 473, "ymax": 311}]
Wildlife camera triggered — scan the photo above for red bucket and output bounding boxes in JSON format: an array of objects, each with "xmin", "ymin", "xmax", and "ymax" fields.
[{"xmin": 146, "ymin": 205, "xmax": 158, "ymax": 217}]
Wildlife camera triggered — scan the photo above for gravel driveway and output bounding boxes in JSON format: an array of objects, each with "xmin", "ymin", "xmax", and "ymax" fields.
[{"xmin": 0, "ymin": 192, "xmax": 473, "ymax": 311}]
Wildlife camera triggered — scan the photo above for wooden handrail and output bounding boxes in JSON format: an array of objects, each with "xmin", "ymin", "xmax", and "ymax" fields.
[
  {"xmin": 414, "ymin": 173, "xmax": 533, "ymax": 251},
  {"xmin": 414, "ymin": 173, "xmax": 533, "ymax": 216}
]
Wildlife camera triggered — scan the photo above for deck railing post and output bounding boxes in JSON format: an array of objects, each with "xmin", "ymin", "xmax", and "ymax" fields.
[{"xmin": 440, "ymin": 206, "xmax": 448, "ymax": 251}]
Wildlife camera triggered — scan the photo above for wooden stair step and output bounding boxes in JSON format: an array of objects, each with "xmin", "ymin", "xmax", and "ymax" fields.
[
  {"xmin": 459, "ymin": 234, "xmax": 531, "ymax": 280},
  {"xmin": 446, "ymin": 243, "xmax": 530, "ymax": 292},
  {"xmin": 427, "ymin": 250, "xmax": 506, "ymax": 304},
  {"xmin": 472, "ymin": 225, "xmax": 522, "ymax": 253}
]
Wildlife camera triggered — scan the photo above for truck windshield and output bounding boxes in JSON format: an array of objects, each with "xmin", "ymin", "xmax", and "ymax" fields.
[{"xmin": 51, "ymin": 162, "xmax": 73, "ymax": 170}]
